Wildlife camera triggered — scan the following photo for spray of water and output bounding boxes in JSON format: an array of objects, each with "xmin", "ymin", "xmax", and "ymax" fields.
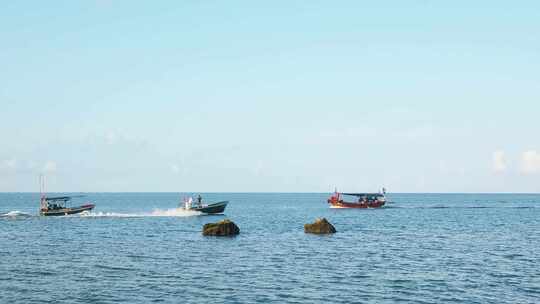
[
  {"xmin": 0, "ymin": 211, "xmax": 33, "ymax": 218},
  {"xmin": 81, "ymin": 208, "xmax": 201, "ymax": 217}
]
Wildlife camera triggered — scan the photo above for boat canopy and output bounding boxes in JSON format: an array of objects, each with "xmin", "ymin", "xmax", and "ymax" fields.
[
  {"xmin": 342, "ymin": 193, "xmax": 384, "ymax": 197},
  {"xmin": 43, "ymin": 195, "xmax": 85, "ymax": 202}
]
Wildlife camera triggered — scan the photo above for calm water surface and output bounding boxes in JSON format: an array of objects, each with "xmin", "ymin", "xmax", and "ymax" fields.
[{"xmin": 1, "ymin": 193, "xmax": 539, "ymax": 303}]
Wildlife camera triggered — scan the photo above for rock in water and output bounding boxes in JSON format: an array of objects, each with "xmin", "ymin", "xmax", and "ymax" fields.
[
  {"xmin": 203, "ymin": 219, "xmax": 240, "ymax": 236},
  {"xmin": 304, "ymin": 217, "xmax": 336, "ymax": 234}
]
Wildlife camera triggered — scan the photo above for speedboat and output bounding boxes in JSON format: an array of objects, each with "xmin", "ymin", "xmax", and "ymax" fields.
[{"xmin": 181, "ymin": 196, "xmax": 228, "ymax": 214}]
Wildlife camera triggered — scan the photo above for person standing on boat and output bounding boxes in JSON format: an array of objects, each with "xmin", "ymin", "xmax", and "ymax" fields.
[{"xmin": 197, "ymin": 194, "xmax": 202, "ymax": 207}]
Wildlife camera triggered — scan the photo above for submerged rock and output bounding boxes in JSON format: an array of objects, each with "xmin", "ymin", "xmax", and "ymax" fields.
[
  {"xmin": 304, "ymin": 217, "xmax": 336, "ymax": 234},
  {"xmin": 203, "ymin": 219, "xmax": 240, "ymax": 236}
]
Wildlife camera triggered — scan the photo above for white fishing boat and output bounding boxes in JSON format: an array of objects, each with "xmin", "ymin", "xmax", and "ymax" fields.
[{"xmin": 180, "ymin": 195, "xmax": 228, "ymax": 214}]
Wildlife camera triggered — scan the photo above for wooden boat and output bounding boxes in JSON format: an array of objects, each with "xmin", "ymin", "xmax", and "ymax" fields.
[
  {"xmin": 328, "ymin": 190, "xmax": 387, "ymax": 209},
  {"xmin": 40, "ymin": 199, "xmax": 95, "ymax": 216},
  {"xmin": 181, "ymin": 196, "xmax": 228, "ymax": 214},
  {"xmin": 39, "ymin": 175, "xmax": 95, "ymax": 216}
]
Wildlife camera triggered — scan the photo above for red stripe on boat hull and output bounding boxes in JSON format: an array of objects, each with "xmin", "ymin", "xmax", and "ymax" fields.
[{"xmin": 328, "ymin": 200, "xmax": 385, "ymax": 209}]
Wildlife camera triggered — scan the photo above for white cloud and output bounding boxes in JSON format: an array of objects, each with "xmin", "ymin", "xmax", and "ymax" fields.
[
  {"xmin": 43, "ymin": 161, "xmax": 57, "ymax": 173},
  {"xmin": 1, "ymin": 158, "xmax": 17, "ymax": 169},
  {"xmin": 105, "ymin": 131, "xmax": 118, "ymax": 144},
  {"xmin": 521, "ymin": 150, "xmax": 540, "ymax": 174},
  {"xmin": 170, "ymin": 164, "xmax": 180, "ymax": 174},
  {"xmin": 492, "ymin": 151, "xmax": 507, "ymax": 173},
  {"xmin": 253, "ymin": 160, "xmax": 265, "ymax": 177},
  {"xmin": 438, "ymin": 160, "xmax": 449, "ymax": 173},
  {"xmin": 102, "ymin": 130, "xmax": 148, "ymax": 150}
]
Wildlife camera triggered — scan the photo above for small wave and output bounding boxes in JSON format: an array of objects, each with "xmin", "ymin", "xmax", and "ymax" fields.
[
  {"xmin": 94, "ymin": 264, "xmax": 136, "ymax": 271},
  {"xmin": 0, "ymin": 211, "xmax": 33, "ymax": 218},
  {"xmin": 81, "ymin": 208, "xmax": 201, "ymax": 218}
]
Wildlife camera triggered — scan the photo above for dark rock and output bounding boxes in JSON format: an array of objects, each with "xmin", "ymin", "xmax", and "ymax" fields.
[
  {"xmin": 203, "ymin": 219, "xmax": 240, "ymax": 236},
  {"xmin": 304, "ymin": 217, "xmax": 336, "ymax": 234}
]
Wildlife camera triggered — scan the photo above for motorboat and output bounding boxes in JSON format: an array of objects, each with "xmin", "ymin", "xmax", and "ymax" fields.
[
  {"xmin": 38, "ymin": 175, "xmax": 95, "ymax": 216},
  {"xmin": 181, "ymin": 196, "xmax": 228, "ymax": 214},
  {"xmin": 40, "ymin": 197, "xmax": 95, "ymax": 216}
]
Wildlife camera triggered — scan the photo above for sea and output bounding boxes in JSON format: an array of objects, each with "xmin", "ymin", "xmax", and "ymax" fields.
[{"xmin": 0, "ymin": 193, "xmax": 539, "ymax": 304}]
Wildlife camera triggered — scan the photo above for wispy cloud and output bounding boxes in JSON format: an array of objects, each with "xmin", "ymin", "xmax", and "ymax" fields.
[
  {"xmin": 105, "ymin": 131, "xmax": 118, "ymax": 145},
  {"xmin": 102, "ymin": 130, "xmax": 148, "ymax": 150},
  {"xmin": 170, "ymin": 164, "xmax": 180, "ymax": 174},
  {"xmin": 521, "ymin": 150, "xmax": 540, "ymax": 174},
  {"xmin": 492, "ymin": 150, "xmax": 507, "ymax": 173},
  {"xmin": 43, "ymin": 161, "xmax": 57, "ymax": 173},
  {"xmin": 1, "ymin": 158, "xmax": 17, "ymax": 170}
]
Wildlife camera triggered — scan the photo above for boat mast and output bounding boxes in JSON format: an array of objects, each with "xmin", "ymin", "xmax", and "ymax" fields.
[{"xmin": 39, "ymin": 175, "xmax": 47, "ymax": 210}]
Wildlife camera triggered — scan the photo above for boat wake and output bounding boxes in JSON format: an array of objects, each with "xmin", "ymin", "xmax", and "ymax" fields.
[
  {"xmin": 388, "ymin": 205, "xmax": 540, "ymax": 209},
  {"xmin": 149, "ymin": 208, "xmax": 202, "ymax": 217},
  {"xmin": 81, "ymin": 208, "xmax": 201, "ymax": 218},
  {"xmin": 0, "ymin": 210, "xmax": 33, "ymax": 218}
]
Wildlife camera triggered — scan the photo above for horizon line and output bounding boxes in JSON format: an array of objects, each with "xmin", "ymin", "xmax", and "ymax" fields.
[{"xmin": 1, "ymin": 191, "xmax": 540, "ymax": 195}]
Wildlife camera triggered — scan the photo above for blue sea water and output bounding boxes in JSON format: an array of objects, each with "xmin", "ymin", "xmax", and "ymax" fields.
[{"xmin": 0, "ymin": 193, "xmax": 539, "ymax": 303}]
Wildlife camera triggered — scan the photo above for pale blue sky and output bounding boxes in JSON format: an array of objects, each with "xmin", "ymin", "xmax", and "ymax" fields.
[{"xmin": 1, "ymin": 1, "xmax": 539, "ymax": 192}]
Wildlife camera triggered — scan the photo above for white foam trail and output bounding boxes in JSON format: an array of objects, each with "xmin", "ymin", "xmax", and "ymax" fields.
[
  {"xmin": 149, "ymin": 208, "xmax": 202, "ymax": 217},
  {"xmin": 80, "ymin": 212, "xmax": 140, "ymax": 217},
  {"xmin": 81, "ymin": 208, "xmax": 201, "ymax": 218},
  {"xmin": 0, "ymin": 210, "xmax": 33, "ymax": 217}
]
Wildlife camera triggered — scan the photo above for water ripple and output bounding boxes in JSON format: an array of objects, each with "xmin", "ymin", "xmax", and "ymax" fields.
[{"xmin": 0, "ymin": 193, "xmax": 539, "ymax": 303}]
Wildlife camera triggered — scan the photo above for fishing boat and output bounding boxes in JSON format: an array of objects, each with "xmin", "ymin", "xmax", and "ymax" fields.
[
  {"xmin": 39, "ymin": 176, "xmax": 95, "ymax": 216},
  {"xmin": 328, "ymin": 189, "xmax": 387, "ymax": 208},
  {"xmin": 181, "ymin": 195, "xmax": 228, "ymax": 214},
  {"xmin": 40, "ymin": 196, "xmax": 95, "ymax": 216}
]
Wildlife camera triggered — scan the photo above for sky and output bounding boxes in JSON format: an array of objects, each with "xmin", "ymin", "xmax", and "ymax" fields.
[{"xmin": 1, "ymin": 1, "xmax": 539, "ymax": 192}]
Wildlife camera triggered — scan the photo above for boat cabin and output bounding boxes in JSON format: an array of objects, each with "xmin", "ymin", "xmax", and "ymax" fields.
[
  {"xmin": 344, "ymin": 193, "xmax": 386, "ymax": 203},
  {"xmin": 40, "ymin": 196, "xmax": 72, "ymax": 211}
]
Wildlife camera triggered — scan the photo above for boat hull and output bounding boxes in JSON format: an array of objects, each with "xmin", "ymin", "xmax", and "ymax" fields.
[
  {"xmin": 328, "ymin": 200, "xmax": 385, "ymax": 209},
  {"xmin": 192, "ymin": 201, "xmax": 228, "ymax": 214},
  {"xmin": 40, "ymin": 204, "xmax": 95, "ymax": 216}
]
